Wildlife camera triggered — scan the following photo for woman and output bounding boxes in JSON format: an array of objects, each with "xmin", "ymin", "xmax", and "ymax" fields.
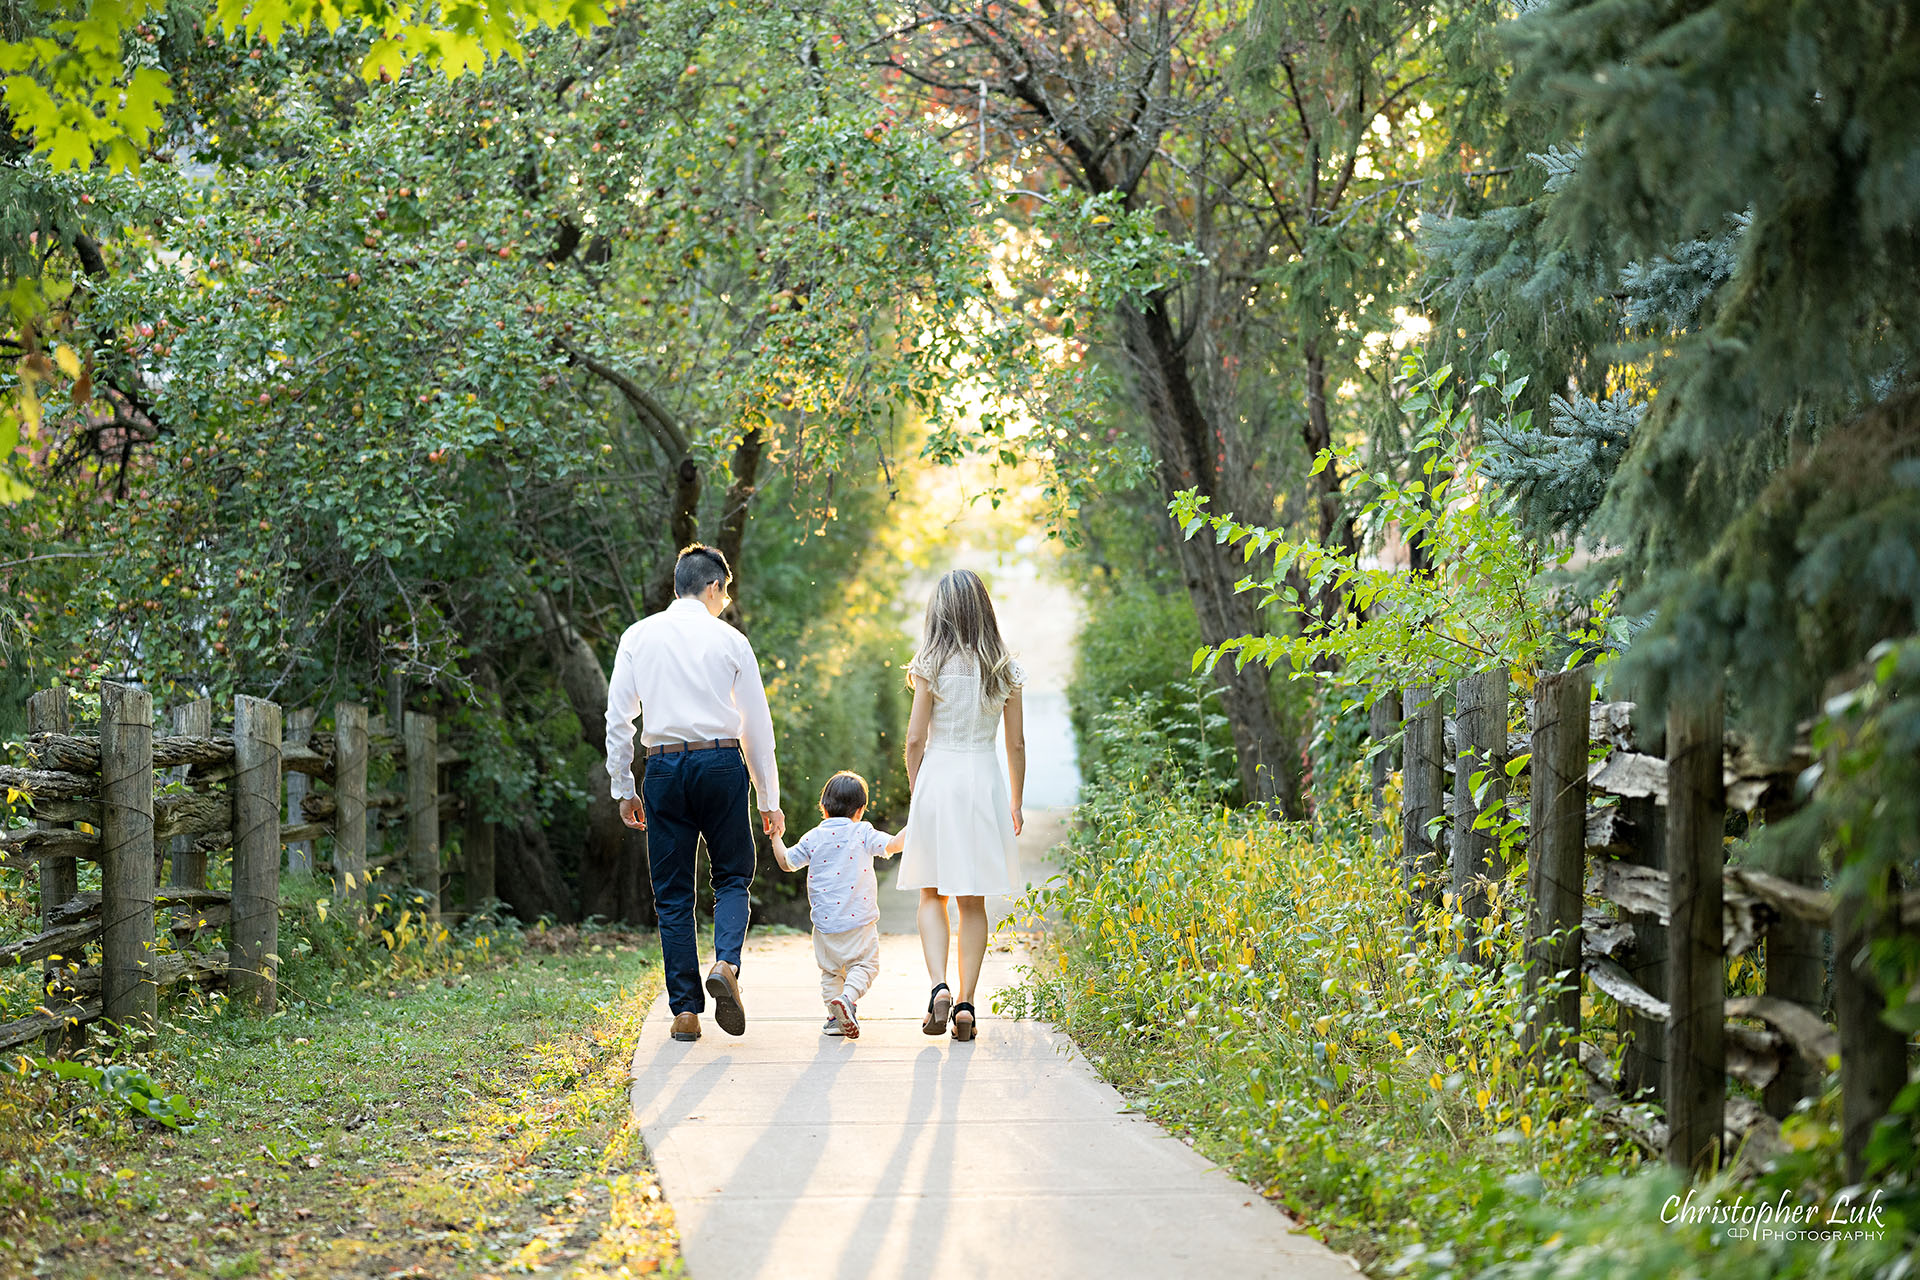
[{"xmin": 897, "ymin": 568, "xmax": 1026, "ymax": 1042}]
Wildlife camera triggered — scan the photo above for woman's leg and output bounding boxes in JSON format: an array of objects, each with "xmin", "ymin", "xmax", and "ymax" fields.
[
  {"xmin": 955, "ymin": 895, "xmax": 989, "ymax": 1018},
  {"xmin": 918, "ymin": 889, "xmax": 951, "ymax": 985}
]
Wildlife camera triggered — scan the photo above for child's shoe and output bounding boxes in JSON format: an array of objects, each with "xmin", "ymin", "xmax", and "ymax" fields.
[{"xmin": 828, "ymin": 996, "xmax": 859, "ymax": 1039}]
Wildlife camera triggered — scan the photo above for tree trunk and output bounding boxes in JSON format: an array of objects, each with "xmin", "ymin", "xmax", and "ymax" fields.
[
  {"xmin": 1120, "ymin": 297, "xmax": 1296, "ymax": 812},
  {"xmin": 645, "ymin": 456, "xmax": 703, "ymax": 614},
  {"xmin": 495, "ymin": 815, "xmax": 577, "ymax": 923},
  {"xmin": 1301, "ymin": 341, "xmax": 1360, "ymax": 618},
  {"xmin": 531, "ymin": 589, "xmax": 653, "ymax": 925},
  {"xmin": 717, "ymin": 427, "xmax": 764, "ymax": 629}
]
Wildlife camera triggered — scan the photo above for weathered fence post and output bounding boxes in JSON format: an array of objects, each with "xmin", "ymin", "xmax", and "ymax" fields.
[
  {"xmin": 1834, "ymin": 866, "xmax": 1906, "ymax": 1182},
  {"xmin": 1369, "ymin": 688, "xmax": 1401, "ymax": 849},
  {"xmin": 231, "ymin": 695, "xmax": 283, "ymax": 1013},
  {"xmin": 100, "ymin": 682, "xmax": 157, "ymax": 1044},
  {"xmin": 28, "ymin": 688, "xmax": 81, "ymax": 1052},
  {"xmin": 1527, "ymin": 665, "xmax": 1589, "ymax": 1066},
  {"xmin": 1401, "ymin": 684, "xmax": 1445, "ymax": 928},
  {"xmin": 1762, "ymin": 797, "xmax": 1825, "ymax": 1118},
  {"xmin": 464, "ymin": 806, "xmax": 496, "ymax": 909},
  {"xmin": 283, "ymin": 707, "xmax": 317, "ymax": 877},
  {"xmin": 385, "ymin": 673, "xmax": 407, "ymax": 734},
  {"xmin": 405, "ymin": 710, "xmax": 440, "ymax": 922},
  {"xmin": 333, "ymin": 702, "xmax": 369, "ymax": 920},
  {"xmin": 1452, "ymin": 667, "xmax": 1508, "ymax": 961},
  {"xmin": 166, "ymin": 697, "xmax": 213, "ymax": 890},
  {"xmin": 1665, "ymin": 683, "xmax": 1725, "ymax": 1174},
  {"xmin": 1618, "ymin": 786, "xmax": 1669, "ymax": 1100}
]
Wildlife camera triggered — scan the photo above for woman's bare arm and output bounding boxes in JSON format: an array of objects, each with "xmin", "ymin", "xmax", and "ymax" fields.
[
  {"xmin": 1004, "ymin": 687, "xmax": 1026, "ymax": 835},
  {"xmin": 905, "ymin": 680, "xmax": 934, "ymax": 792}
]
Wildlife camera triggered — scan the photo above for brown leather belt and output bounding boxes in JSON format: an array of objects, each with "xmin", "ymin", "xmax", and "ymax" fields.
[{"xmin": 645, "ymin": 737, "xmax": 742, "ymax": 757}]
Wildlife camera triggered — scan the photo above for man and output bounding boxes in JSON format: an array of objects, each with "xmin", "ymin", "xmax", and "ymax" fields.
[{"xmin": 606, "ymin": 544, "xmax": 784, "ymax": 1042}]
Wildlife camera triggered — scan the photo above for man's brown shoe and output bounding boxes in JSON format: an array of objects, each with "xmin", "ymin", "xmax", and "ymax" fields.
[
  {"xmin": 671, "ymin": 1012, "xmax": 701, "ymax": 1042},
  {"xmin": 705, "ymin": 961, "xmax": 746, "ymax": 1036}
]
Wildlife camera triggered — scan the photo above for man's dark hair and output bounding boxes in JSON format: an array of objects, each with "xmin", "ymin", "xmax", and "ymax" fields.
[
  {"xmin": 673, "ymin": 544, "xmax": 731, "ymax": 599},
  {"xmin": 820, "ymin": 771, "xmax": 868, "ymax": 819}
]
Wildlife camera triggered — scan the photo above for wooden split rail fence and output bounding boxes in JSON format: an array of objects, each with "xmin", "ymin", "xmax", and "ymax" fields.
[
  {"xmin": 1377, "ymin": 667, "xmax": 1916, "ymax": 1179},
  {"xmin": 0, "ymin": 682, "xmax": 496, "ymax": 1055}
]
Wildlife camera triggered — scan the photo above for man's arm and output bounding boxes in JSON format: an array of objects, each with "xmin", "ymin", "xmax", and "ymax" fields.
[
  {"xmin": 732, "ymin": 634, "xmax": 784, "ymax": 837},
  {"xmin": 605, "ymin": 628, "xmax": 646, "ymax": 829}
]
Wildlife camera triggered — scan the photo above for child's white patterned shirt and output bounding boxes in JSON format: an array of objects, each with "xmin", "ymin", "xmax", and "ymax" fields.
[{"xmin": 784, "ymin": 817, "xmax": 891, "ymax": 933}]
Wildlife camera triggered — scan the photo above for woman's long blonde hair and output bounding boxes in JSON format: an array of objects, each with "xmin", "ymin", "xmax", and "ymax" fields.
[{"xmin": 912, "ymin": 569, "xmax": 1015, "ymax": 704}]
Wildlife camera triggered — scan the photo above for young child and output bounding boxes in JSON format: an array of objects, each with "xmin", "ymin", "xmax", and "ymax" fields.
[{"xmin": 771, "ymin": 770, "xmax": 905, "ymax": 1039}]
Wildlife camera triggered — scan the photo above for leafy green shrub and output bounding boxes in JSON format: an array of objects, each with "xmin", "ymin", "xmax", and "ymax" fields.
[
  {"xmin": 1010, "ymin": 775, "xmax": 1638, "ymax": 1272},
  {"xmin": 1075, "ymin": 674, "xmax": 1240, "ymax": 820},
  {"xmin": 273, "ymin": 875, "xmax": 512, "ymax": 1006},
  {"xmin": 1069, "ymin": 578, "xmax": 1241, "ymax": 799},
  {"xmin": 1015, "ymin": 766, "xmax": 1918, "ymax": 1273},
  {"xmin": 18, "ymin": 1057, "xmax": 198, "ymax": 1132}
]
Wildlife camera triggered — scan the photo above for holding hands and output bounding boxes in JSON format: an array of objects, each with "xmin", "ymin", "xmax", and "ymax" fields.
[{"xmin": 621, "ymin": 798, "xmax": 783, "ymax": 839}]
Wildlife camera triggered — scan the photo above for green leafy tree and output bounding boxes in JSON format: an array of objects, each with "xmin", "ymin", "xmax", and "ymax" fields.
[
  {"xmin": 1425, "ymin": 0, "xmax": 1920, "ymax": 1181},
  {"xmin": 1504, "ymin": 0, "xmax": 1920, "ymax": 734},
  {"xmin": 868, "ymin": 0, "xmax": 1507, "ymax": 812},
  {"xmin": 1171, "ymin": 357, "xmax": 1618, "ymax": 697},
  {"xmin": 2, "ymin": 1, "xmax": 1013, "ymax": 921}
]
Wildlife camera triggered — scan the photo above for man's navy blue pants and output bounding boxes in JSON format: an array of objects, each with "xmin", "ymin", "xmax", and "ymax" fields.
[{"xmin": 642, "ymin": 746, "xmax": 757, "ymax": 1016}]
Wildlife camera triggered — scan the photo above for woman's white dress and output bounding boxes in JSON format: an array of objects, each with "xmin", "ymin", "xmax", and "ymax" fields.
[{"xmin": 896, "ymin": 653, "xmax": 1025, "ymax": 897}]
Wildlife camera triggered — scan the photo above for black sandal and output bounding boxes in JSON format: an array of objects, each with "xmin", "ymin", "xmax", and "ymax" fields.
[
  {"xmin": 923, "ymin": 983, "xmax": 952, "ymax": 1036},
  {"xmin": 950, "ymin": 1001, "xmax": 977, "ymax": 1042}
]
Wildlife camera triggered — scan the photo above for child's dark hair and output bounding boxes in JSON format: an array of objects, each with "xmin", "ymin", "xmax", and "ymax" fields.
[{"xmin": 820, "ymin": 771, "xmax": 868, "ymax": 819}]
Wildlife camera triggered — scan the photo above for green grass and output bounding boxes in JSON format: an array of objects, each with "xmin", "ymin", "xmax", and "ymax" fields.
[{"xmin": 0, "ymin": 927, "xmax": 681, "ymax": 1279}]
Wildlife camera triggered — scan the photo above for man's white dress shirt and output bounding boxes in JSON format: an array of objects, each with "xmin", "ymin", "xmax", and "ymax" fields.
[{"xmin": 604, "ymin": 597, "xmax": 780, "ymax": 811}]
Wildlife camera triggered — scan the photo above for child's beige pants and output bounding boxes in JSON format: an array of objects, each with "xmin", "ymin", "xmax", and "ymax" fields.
[{"xmin": 815, "ymin": 921, "xmax": 880, "ymax": 1006}]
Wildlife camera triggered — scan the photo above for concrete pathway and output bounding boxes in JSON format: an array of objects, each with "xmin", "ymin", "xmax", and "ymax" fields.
[{"xmin": 629, "ymin": 931, "xmax": 1357, "ymax": 1277}]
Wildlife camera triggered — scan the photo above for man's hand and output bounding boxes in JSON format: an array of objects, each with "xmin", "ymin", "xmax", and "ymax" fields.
[
  {"xmin": 761, "ymin": 808, "xmax": 785, "ymax": 839},
  {"xmin": 619, "ymin": 798, "xmax": 646, "ymax": 831}
]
